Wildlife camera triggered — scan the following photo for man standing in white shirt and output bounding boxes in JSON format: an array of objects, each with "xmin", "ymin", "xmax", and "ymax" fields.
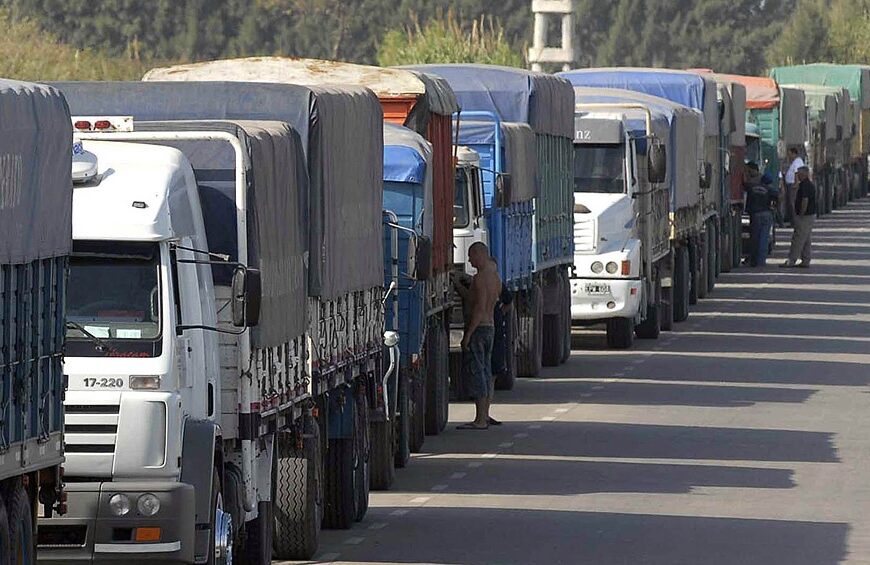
[{"xmin": 782, "ymin": 147, "xmax": 806, "ymax": 225}]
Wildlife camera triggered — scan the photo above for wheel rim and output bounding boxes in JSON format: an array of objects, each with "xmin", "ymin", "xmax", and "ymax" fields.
[{"xmin": 214, "ymin": 494, "xmax": 233, "ymax": 565}]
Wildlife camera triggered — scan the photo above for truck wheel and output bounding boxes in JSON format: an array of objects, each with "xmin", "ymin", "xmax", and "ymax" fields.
[
  {"xmin": 542, "ymin": 275, "xmax": 565, "ymax": 367},
  {"xmin": 6, "ymin": 484, "xmax": 32, "ymax": 565},
  {"xmin": 606, "ymin": 317, "xmax": 634, "ymax": 349},
  {"xmin": 660, "ymin": 285, "xmax": 674, "ymax": 331},
  {"xmin": 394, "ymin": 369, "xmax": 412, "ymax": 468},
  {"xmin": 353, "ymin": 389, "xmax": 370, "ymax": 522},
  {"xmin": 721, "ymin": 217, "xmax": 733, "ymax": 273},
  {"xmin": 240, "ymin": 501, "xmax": 272, "ymax": 565},
  {"xmin": 712, "ymin": 221, "xmax": 721, "ymax": 279},
  {"xmin": 636, "ymin": 278, "xmax": 661, "ymax": 340},
  {"xmin": 673, "ymin": 246, "xmax": 690, "ymax": 323},
  {"xmin": 732, "ymin": 214, "xmax": 742, "ymax": 268},
  {"xmin": 689, "ymin": 239, "xmax": 702, "ymax": 303},
  {"xmin": 409, "ymin": 367, "xmax": 425, "ymax": 453},
  {"xmin": 274, "ymin": 417, "xmax": 322, "ymax": 558},
  {"xmin": 560, "ymin": 270, "xmax": 572, "ymax": 363},
  {"xmin": 425, "ymin": 323, "xmax": 448, "ymax": 435},
  {"xmin": 209, "ymin": 468, "xmax": 233, "ymax": 565},
  {"xmin": 323, "ymin": 437, "xmax": 354, "ymax": 529},
  {"xmin": 697, "ymin": 234, "xmax": 709, "ymax": 300},
  {"xmin": 706, "ymin": 223, "xmax": 717, "ymax": 294},
  {"xmin": 494, "ymin": 306, "xmax": 518, "ymax": 390},
  {"xmin": 517, "ymin": 285, "xmax": 543, "ymax": 378},
  {"xmin": 0, "ymin": 496, "xmax": 9, "ymax": 565}
]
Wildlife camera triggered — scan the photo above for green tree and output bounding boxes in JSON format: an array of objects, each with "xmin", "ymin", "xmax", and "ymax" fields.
[
  {"xmin": 767, "ymin": 0, "xmax": 832, "ymax": 66},
  {"xmin": 377, "ymin": 11, "xmax": 524, "ymax": 67}
]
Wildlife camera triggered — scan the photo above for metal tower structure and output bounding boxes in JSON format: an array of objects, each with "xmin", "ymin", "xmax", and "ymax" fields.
[{"xmin": 528, "ymin": 0, "xmax": 575, "ymax": 72}]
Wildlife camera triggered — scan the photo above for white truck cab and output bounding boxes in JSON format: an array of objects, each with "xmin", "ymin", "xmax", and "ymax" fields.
[
  {"xmin": 571, "ymin": 107, "xmax": 668, "ymax": 348},
  {"xmin": 452, "ymin": 146, "xmax": 487, "ymax": 274}
]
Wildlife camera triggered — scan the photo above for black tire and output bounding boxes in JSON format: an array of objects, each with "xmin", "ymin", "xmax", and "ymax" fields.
[
  {"xmin": 323, "ymin": 435, "xmax": 354, "ymax": 529},
  {"xmin": 689, "ymin": 240, "xmax": 701, "ymax": 304},
  {"xmin": 394, "ymin": 370, "xmax": 411, "ymax": 468},
  {"xmin": 353, "ymin": 389, "xmax": 370, "ymax": 522},
  {"xmin": 494, "ymin": 306, "xmax": 517, "ymax": 391},
  {"xmin": 660, "ymin": 284, "xmax": 674, "ymax": 331},
  {"xmin": 697, "ymin": 235, "xmax": 709, "ymax": 300},
  {"xmin": 208, "ymin": 468, "xmax": 232, "ymax": 565},
  {"xmin": 0, "ymin": 495, "xmax": 9, "ymax": 565},
  {"xmin": 712, "ymin": 221, "xmax": 721, "ymax": 279},
  {"xmin": 409, "ymin": 367, "xmax": 425, "ymax": 453},
  {"xmin": 560, "ymin": 270, "xmax": 572, "ymax": 363},
  {"xmin": 273, "ymin": 417, "xmax": 322, "ymax": 559},
  {"xmin": 707, "ymin": 223, "xmax": 717, "ymax": 293},
  {"xmin": 517, "ymin": 285, "xmax": 543, "ymax": 378},
  {"xmin": 6, "ymin": 485, "xmax": 32, "ymax": 565},
  {"xmin": 732, "ymin": 214, "xmax": 742, "ymax": 269},
  {"xmin": 606, "ymin": 317, "xmax": 634, "ymax": 349},
  {"xmin": 721, "ymin": 217, "xmax": 733, "ymax": 273},
  {"xmin": 240, "ymin": 501, "xmax": 272, "ymax": 565},
  {"xmin": 425, "ymin": 323, "xmax": 448, "ymax": 435},
  {"xmin": 635, "ymin": 278, "xmax": 661, "ymax": 340},
  {"xmin": 673, "ymin": 246, "xmax": 690, "ymax": 323},
  {"xmin": 542, "ymin": 276, "xmax": 565, "ymax": 367}
]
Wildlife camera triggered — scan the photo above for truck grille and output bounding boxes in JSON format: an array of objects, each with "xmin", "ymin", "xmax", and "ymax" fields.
[
  {"xmin": 63, "ymin": 402, "xmax": 119, "ymax": 476},
  {"xmin": 573, "ymin": 216, "xmax": 597, "ymax": 253}
]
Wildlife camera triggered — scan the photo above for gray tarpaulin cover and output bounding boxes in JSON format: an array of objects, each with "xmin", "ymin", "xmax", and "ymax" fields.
[
  {"xmin": 728, "ymin": 83, "xmax": 747, "ymax": 147},
  {"xmin": 501, "ymin": 123, "xmax": 538, "ymax": 202},
  {"xmin": 50, "ymin": 81, "xmax": 384, "ymax": 300},
  {"xmin": 0, "ymin": 80, "xmax": 72, "ymax": 264},
  {"xmin": 135, "ymin": 120, "xmax": 308, "ymax": 346},
  {"xmin": 405, "ymin": 64, "xmax": 573, "ymax": 138},
  {"xmin": 780, "ymin": 87, "xmax": 808, "ymax": 146}
]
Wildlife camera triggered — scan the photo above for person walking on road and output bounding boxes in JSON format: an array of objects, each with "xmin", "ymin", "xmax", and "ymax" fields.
[
  {"xmin": 453, "ymin": 242, "xmax": 502, "ymax": 430},
  {"xmin": 782, "ymin": 166, "xmax": 816, "ymax": 268},
  {"xmin": 744, "ymin": 163, "xmax": 779, "ymax": 267}
]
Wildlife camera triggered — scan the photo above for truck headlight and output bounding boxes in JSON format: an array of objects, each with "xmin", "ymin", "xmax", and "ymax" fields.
[
  {"xmin": 137, "ymin": 493, "xmax": 161, "ymax": 516},
  {"xmin": 605, "ymin": 262, "xmax": 619, "ymax": 274},
  {"xmin": 591, "ymin": 261, "xmax": 604, "ymax": 274},
  {"xmin": 109, "ymin": 493, "xmax": 131, "ymax": 516}
]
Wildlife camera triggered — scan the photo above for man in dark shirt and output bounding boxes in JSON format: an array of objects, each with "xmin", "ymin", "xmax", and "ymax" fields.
[
  {"xmin": 744, "ymin": 163, "xmax": 779, "ymax": 267},
  {"xmin": 782, "ymin": 166, "xmax": 816, "ymax": 268}
]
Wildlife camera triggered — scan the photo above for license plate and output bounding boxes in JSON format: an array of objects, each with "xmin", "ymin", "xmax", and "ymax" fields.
[{"xmin": 585, "ymin": 283, "xmax": 611, "ymax": 295}]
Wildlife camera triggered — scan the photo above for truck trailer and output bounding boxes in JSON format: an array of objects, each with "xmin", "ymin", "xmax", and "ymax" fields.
[
  {"xmin": 568, "ymin": 88, "xmax": 671, "ymax": 348},
  {"xmin": 0, "ymin": 79, "xmax": 71, "ymax": 564},
  {"xmin": 408, "ymin": 64, "xmax": 575, "ymax": 383},
  {"xmin": 40, "ymin": 81, "xmax": 393, "ymax": 563},
  {"xmin": 145, "ymin": 58, "xmax": 460, "ymax": 442}
]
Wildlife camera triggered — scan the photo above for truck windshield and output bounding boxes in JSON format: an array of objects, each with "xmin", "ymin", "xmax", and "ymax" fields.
[
  {"xmin": 66, "ymin": 241, "xmax": 162, "ymax": 358},
  {"xmin": 454, "ymin": 169, "xmax": 470, "ymax": 228},
  {"xmin": 574, "ymin": 144, "xmax": 626, "ymax": 194}
]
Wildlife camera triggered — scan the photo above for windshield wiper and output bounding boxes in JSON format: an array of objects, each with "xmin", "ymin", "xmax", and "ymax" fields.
[{"xmin": 65, "ymin": 321, "xmax": 116, "ymax": 354}]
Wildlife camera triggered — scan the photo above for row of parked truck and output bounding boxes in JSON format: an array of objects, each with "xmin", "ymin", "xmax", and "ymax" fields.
[{"xmin": 2, "ymin": 61, "xmax": 868, "ymax": 564}]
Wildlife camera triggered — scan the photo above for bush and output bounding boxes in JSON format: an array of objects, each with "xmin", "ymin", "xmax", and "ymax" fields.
[{"xmin": 377, "ymin": 11, "xmax": 524, "ymax": 68}]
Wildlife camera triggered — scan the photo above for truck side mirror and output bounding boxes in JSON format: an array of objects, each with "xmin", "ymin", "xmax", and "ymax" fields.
[
  {"xmin": 408, "ymin": 236, "xmax": 432, "ymax": 281},
  {"xmin": 699, "ymin": 162, "xmax": 713, "ymax": 189},
  {"xmin": 647, "ymin": 139, "xmax": 667, "ymax": 183},
  {"xmin": 495, "ymin": 173, "xmax": 512, "ymax": 207},
  {"xmin": 232, "ymin": 266, "xmax": 261, "ymax": 327}
]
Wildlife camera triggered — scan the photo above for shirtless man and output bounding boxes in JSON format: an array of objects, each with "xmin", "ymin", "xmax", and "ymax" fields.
[{"xmin": 454, "ymin": 242, "xmax": 502, "ymax": 430}]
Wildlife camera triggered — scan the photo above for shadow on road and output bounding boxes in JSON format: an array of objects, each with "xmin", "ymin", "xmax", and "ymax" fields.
[{"xmin": 318, "ymin": 507, "xmax": 848, "ymax": 565}]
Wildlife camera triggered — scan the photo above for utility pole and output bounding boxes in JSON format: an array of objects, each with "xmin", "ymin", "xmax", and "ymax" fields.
[{"xmin": 528, "ymin": 0, "xmax": 575, "ymax": 72}]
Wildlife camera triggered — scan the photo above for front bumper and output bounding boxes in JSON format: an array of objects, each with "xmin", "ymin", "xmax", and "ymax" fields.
[
  {"xmin": 38, "ymin": 481, "xmax": 196, "ymax": 564},
  {"xmin": 570, "ymin": 277, "xmax": 642, "ymax": 321}
]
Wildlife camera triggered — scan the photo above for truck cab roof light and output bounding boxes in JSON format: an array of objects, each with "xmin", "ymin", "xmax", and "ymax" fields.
[
  {"xmin": 74, "ymin": 120, "xmax": 92, "ymax": 131},
  {"xmin": 70, "ymin": 116, "xmax": 134, "ymax": 132}
]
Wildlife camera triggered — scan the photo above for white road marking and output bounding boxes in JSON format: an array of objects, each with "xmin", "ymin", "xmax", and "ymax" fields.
[
  {"xmin": 409, "ymin": 496, "xmax": 431, "ymax": 505},
  {"xmin": 541, "ymin": 416, "xmax": 556, "ymax": 421},
  {"xmin": 390, "ymin": 509, "xmax": 410, "ymax": 516},
  {"xmin": 344, "ymin": 537, "xmax": 365, "ymax": 545},
  {"xmin": 499, "ymin": 442, "xmax": 514, "ymax": 448},
  {"xmin": 450, "ymin": 472, "xmax": 467, "ymax": 479},
  {"xmin": 431, "ymin": 484, "xmax": 448, "ymax": 491},
  {"xmin": 482, "ymin": 453, "xmax": 498, "ymax": 458},
  {"xmin": 368, "ymin": 522, "xmax": 388, "ymax": 530},
  {"xmin": 554, "ymin": 408, "xmax": 569, "ymax": 413}
]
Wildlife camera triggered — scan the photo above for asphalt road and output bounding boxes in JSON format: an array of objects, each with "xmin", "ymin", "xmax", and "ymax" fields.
[{"xmin": 281, "ymin": 198, "xmax": 870, "ymax": 565}]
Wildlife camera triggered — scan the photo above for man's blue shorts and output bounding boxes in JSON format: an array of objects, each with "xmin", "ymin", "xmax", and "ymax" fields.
[{"xmin": 463, "ymin": 326, "xmax": 495, "ymax": 400}]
